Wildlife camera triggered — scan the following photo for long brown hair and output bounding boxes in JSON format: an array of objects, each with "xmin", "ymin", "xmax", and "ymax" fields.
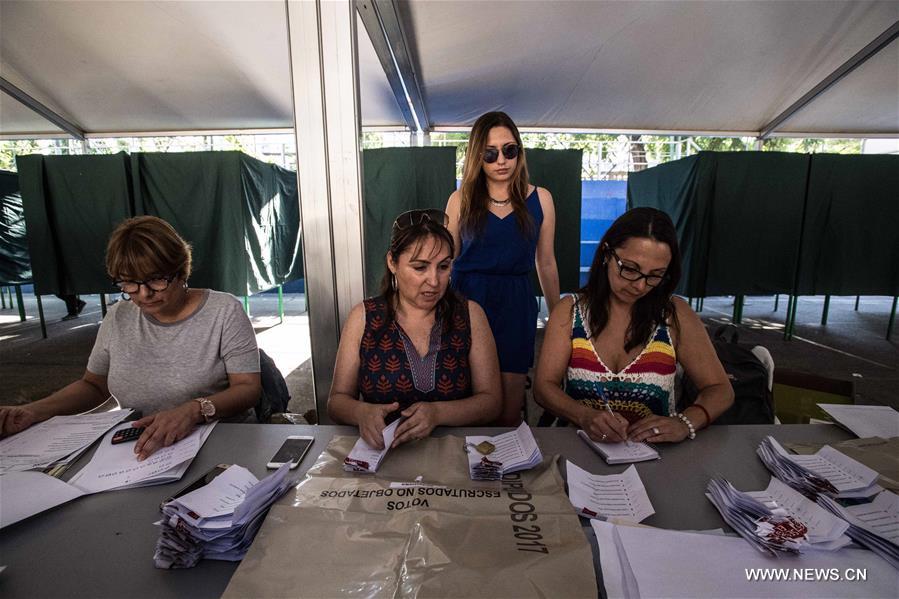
[
  {"xmin": 580, "ymin": 208, "xmax": 681, "ymax": 352},
  {"xmin": 459, "ymin": 111, "xmax": 533, "ymax": 238},
  {"xmin": 379, "ymin": 217, "xmax": 464, "ymax": 332}
]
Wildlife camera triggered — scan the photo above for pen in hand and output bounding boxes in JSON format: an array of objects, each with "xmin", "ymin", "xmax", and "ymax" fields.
[{"xmin": 599, "ymin": 387, "xmax": 627, "ymax": 442}]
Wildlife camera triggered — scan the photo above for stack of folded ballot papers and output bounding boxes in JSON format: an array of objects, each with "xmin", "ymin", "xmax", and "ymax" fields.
[
  {"xmin": 344, "ymin": 419, "xmax": 401, "ymax": 473},
  {"xmin": 706, "ymin": 476, "xmax": 851, "ymax": 556},
  {"xmin": 155, "ymin": 464, "xmax": 294, "ymax": 569},
  {"xmin": 68, "ymin": 422, "xmax": 217, "ymax": 493},
  {"xmin": 818, "ymin": 490, "xmax": 899, "ymax": 569},
  {"xmin": 757, "ymin": 436, "xmax": 881, "ymax": 498},
  {"xmin": 465, "ymin": 423, "xmax": 542, "ymax": 481},
  {"xmin": 566, "ymin": 461, "xmax": 654, "ymax": 523}
]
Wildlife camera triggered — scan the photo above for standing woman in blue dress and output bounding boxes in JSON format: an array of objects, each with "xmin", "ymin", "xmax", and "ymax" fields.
[{"xmin": 446, "ymin": 111, "xmax": 560, "ymax": 426}]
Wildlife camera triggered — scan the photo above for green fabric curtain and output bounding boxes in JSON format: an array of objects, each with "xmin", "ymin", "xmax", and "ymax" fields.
[
  {"xmin": 0, "ymin": 170, "xmax": 32, "ymax": 284},
  {"xmin": 798, "ymin": 154, "xmax": 899, "ymax": 296},
  {"xmin": 17, "ymin": 153, "xmax": 132, "ymax": 295},
  {"xmin": 17, "ymin": 151, "xmax": 302, "ymax": 297},
  {"xmin": 705, "ymin": 152, "xmax": 809, "ymax": 296},
  {"xmin": 627, "ymin": 153, "xmax": 715, "ymax": 296},
  {"xmin": 627, "ymin": 151, "xmax": 899, "ymax": 297},
  {"xmin": 526, "ymin": 148, "xmax": 583, "ymax": 294},
  {"xmin": 362, "ymin": 147, "xmax": 457, "ymax": 294}
]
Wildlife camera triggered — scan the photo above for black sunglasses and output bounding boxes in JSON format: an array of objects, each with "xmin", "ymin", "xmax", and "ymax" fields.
[
  {"xmin": 392, "ymin": 209, "xmax": 449, "ymax": 232},
  {"xmin": 483, "ymin": 143, "xmax": 521, "ymax": 164}
]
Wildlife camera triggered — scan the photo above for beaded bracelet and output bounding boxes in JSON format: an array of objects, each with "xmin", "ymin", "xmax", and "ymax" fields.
[
  {"xmin": 688, "ymin": 403, "xmax": 711, "ymax": 428},
  {"xmin": 676, "ymin": 412, "xmax": 696, "ymax": 440}
]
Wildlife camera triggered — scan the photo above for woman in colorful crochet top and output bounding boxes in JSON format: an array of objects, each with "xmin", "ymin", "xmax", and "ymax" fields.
[
  {"xmin": 328, "ymin": 209, "xmax": 502, "ymax": 449},
  {"xmin": 534, "ymin": 208, "xmax": 733, "ymax": 444}
]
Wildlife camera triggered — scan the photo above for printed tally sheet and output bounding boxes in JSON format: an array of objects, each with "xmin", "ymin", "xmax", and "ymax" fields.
[{"xmin": 223, "ymin": 435, "xmax": 597, "ymax": 598}]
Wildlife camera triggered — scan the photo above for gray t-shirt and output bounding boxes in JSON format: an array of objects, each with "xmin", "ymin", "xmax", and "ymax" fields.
[{"xmin": 87, "ymin": 290, "xmax": 260, "ymax": 419}]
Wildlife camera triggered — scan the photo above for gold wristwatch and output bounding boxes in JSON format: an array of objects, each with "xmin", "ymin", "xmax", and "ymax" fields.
[{"xmin": 194, "ymin": 397, "xmax": 216, "ymax": 423}]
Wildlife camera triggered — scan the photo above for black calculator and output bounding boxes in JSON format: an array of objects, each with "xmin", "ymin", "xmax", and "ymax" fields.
[{"xmin": 111, "ymin": 426, "xmax": 145, "ymax": 444}]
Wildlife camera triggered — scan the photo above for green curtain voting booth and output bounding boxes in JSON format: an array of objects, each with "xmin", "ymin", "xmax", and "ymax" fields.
[
  {"xmin": 628, "ymin": 151, "xmax": 899, "ymax": 298},
  {"xmin": 16, "ymin": 151, "xmax": 302, "ymax": 297}
]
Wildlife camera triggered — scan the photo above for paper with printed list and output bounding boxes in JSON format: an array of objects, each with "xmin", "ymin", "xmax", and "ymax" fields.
[
  {"xmin": 344, "ymin": 418, "xmax": 401, "ymax": 473},
  {"xmin": 67, "ymin": 421, "xmax": 216, "ymax": 493},
  {"xmin": 0, "ymin": 409, "xmax": 133, "ymax": 474},
  {"xmin": 566, "ymin": 461, "xmax": 654, "ymax": 522}
]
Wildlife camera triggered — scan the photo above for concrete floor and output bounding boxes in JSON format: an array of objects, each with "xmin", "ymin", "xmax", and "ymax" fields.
[{"xmin": 1, "ymin": 291, "xmax": 896, "ymax": 421}]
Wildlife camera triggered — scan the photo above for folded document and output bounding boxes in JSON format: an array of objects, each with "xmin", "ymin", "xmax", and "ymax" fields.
[
  {"xmin": 566, "ymin": 461, "xmax": 654, "ymax": 523},
  {"xmin": 343, "ymin": 419, "xmax": 401, "ymax": 473}
]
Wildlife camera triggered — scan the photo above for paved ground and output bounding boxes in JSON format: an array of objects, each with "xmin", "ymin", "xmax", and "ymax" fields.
[{"xmin": 1, "ymin": 291, "xmax": 896, "ymax": 422}]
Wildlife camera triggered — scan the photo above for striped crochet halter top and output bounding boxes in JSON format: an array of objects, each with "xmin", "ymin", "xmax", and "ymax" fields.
[{"xmin": 566, "ymin": 299, "xmax": 677, "ymax": 422}]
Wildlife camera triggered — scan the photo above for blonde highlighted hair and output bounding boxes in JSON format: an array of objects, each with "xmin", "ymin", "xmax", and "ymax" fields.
[{"xmin": 105, "ymin": 216, "xmax": 192, "ymax": 281}]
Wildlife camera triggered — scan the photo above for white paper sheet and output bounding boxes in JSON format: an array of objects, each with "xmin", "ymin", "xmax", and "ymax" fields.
[
  {"xmin": 817, "ymin": 404, "xmax": 899, "ymax": 439},
  {"xmin": 0, "ymin": 471, "xmax": 85, "ymax": 528},
  {"xmin": 68, "ymin": 421, "xmax": 215, "ymax": 493},
  {"xmin": 0, "ymin": 410, "xmax": 132, "ymax": 474},
  {"xmin": 592, "ymin": 520, "xmax": 897, "ymax": 599},
  {"xmin": 566, "ymin": 462, "xmax": 654, "ymax": 523}
]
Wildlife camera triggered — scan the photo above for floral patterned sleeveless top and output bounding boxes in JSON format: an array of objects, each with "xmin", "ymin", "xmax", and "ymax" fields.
[
  {"xmin": 566, "ymin": 299, "xmax": 677, "ymax": 422},
  {"xmin": 358, "ymin": 296, "xmax": 472, "ymax": 407}
]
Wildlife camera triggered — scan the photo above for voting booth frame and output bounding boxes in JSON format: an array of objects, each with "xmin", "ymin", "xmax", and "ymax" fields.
[{"xmin": 628, "ymin": 151, "xmax": 899, "ymax": 340}]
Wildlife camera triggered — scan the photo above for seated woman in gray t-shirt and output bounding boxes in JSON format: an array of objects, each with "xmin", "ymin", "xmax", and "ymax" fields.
[{"xmin": 0, "ymin": 216, "xmax": 261, "ymax": 460}]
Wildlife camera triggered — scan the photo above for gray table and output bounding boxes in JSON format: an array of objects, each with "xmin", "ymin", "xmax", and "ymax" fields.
[{"xmin": 0, "ymin": 423, "xmax": 852, "ymax": 598}]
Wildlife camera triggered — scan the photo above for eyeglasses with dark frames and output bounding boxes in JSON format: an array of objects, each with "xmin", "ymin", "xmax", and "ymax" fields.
[
  {"xmin": 392, "ymin": 209, "xmax": 449, "ymax": 232},
  {"xmin": 608, "ymin": 248, "xmax": 667, "ymax": 287},
  {"xmin": 113, "ymin": 273, "xmax": 177, "ymax": 295},
  {"xmin": 483, "ymin": 143, "xmax": 521, "ymax": 164}
]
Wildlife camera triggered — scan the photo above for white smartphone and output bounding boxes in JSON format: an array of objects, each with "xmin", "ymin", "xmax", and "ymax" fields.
[{"xmin": 267, "ymin": 435, "xmax": 314, "ymax": 469}]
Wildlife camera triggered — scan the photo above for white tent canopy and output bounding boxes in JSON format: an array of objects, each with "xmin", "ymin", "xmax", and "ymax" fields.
[{"xmin": 1, "ymin": 0, "xmax": 897, "ymax": 138}]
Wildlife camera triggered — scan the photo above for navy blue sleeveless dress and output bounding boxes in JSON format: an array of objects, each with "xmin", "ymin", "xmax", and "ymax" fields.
[{"xmin": 452, "ymin": 187, "xmax": 542, "ymax": 374}]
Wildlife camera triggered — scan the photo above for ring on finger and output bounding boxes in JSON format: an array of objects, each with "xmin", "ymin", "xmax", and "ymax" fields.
[{"xmin": 652, "ymin": 426, "xmax": 660, "ymax": 435}]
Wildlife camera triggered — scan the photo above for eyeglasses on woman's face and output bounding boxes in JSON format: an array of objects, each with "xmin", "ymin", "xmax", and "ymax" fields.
[
  {"xmin": 113, "ymin": 273, "xmax": 177, "ymax": 295},
  {"xmin": 392, "ymin": 209, "xmax": 449, "ymax": 232},
  {"xmin": 483, "ymin": 143, "xmax": 520, "ymax": 164},
  {"xmin": 608, "ymin": 248, "xmax": 667, "ymax": 287}
]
